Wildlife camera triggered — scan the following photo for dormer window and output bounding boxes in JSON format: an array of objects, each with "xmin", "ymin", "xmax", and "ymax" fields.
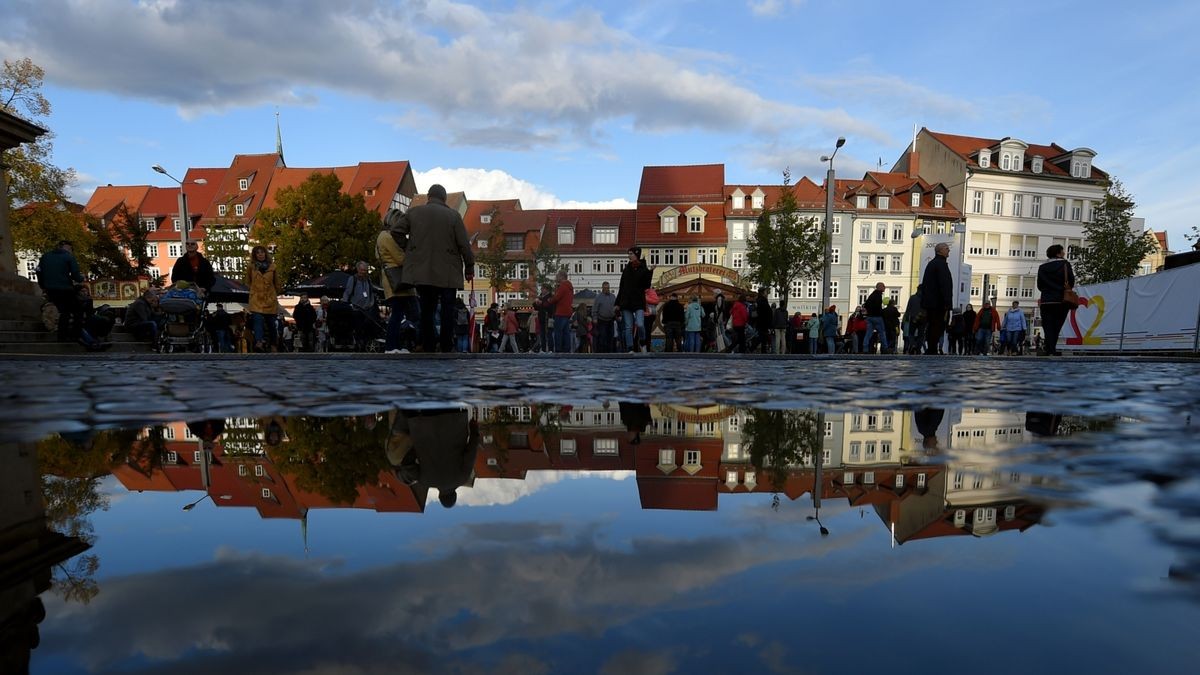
[
  {"xmin": 978, "ymin": 150, "xmax": 990, "ymax": 168},
  {"xmin": 1012, "ymin": 154, "xmax": 1023, "ymax": 171},
  {"xmin": 217, "ymin": 204, "xmax": 227, "ymax": 217},
  {"xmin": 141, "ymin": 217, "xmax": 157, "ymax": 232},
  {"xmin": 659, "ymin": 207, "xmax": 680, "ymax": 233},
  {"xmin": 751, "ymin": 189, "xmax": 765, "ymax": 209},
  {"xmin": 1031, "ymin": 156, "xmax": 1044, "ymax": 173},
  {"xmin": 480, "ymin": 214, "xmax": 492, "ymax": 225},
  {"xmin": 1001, "ymin": 153, "xmax": 1011, "ymax": 170},
  {"xmin": 477, "ymin": 239, "xmax": 488, "ymax": 249},
  {"xmin": 934, "ymin": 193, "xmax": 944, "ymax": 208},
  {"xmin": 685, "ymin": 206, "xmax": 707, "ymax": 233},
  {"xmin": 911, "ymin": 192, "xmax": 920, "ymax": 208},
  {"xmin": 877, "ymin": 196, "xmax": 890, "ymax": 210},
  {"xmin": 557, "ymin": 227, "xmax": 574, "ymax": 245},
  {"xmin": 856, "ymin": 195, "xmax": 868, "ymax": 209},
  {"xmin": 235, "ymin": 203, "xmax": 245, "ymax": 217},
  {"xmin": 238, "ymin": 178, "xmax": 249, "ymax": 191}
]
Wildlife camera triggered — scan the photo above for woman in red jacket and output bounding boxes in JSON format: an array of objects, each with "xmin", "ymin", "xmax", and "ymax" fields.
[{"xmin": 729, "ymin": 294, "xmax": 750, "ymax": 353}]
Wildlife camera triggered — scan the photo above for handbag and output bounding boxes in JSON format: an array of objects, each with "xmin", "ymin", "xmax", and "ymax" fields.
[
  {"xmin": 1061, "ymin": 262, "xmax": 1080, "ymax": 309},
  {"xmin": 384, "ymin": 265, "xmax": 410, "ymax": 291},
  {"xmin": 644, "ymin": 288, "xmax": 659, "ymax": 306}
]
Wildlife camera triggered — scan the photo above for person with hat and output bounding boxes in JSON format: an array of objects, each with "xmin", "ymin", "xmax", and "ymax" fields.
[{"xmin": 170, "ymin": 239, "xmax": 215, "ymax": 292}]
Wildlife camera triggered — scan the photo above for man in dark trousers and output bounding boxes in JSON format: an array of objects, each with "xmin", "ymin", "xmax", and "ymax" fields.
[
  {"xmin": 170, "ymin": 240, "xmax": 215, "ymax": 292},
  {"xmin": 921, "ymin": 243, "xmax": 954, "ymax": 355},
  {"xmin": 755, "ymin": 287, "xmax": 773, "ymax": 353},
  {"xmin": 293, "ymin": 297, "xmax": 317, "ymax": 352},
  {"xmin": 36, "ymin": 240, "xmax": 84, "ymax": 341},
  {"xmin": 660, "ymin": 292, "xmax": 685, "ymax": 352},
  {"xmin": 862, "ymin": 282, "xmax": 889, "ymax": 354},
  {"xmin": 882, "ymin": 297, "xmax": 901, "ymax": 355},
  {"xmin": 385, "ymin": 184, "xmax": 474, "ymax": 352},
  {"xmin": 388, "ymin": 407, "xmax": 479, "ymax": 509}
]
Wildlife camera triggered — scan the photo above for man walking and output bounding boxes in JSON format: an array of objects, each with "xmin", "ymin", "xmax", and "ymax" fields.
[
  {"xmin": 593, "ymin": 281, "xmax": 616, "ymax": 353},
  {"xmin": 1002, "ymin": 301, "xmax": 1028, "ymax": 355},
  {"xmin": 661, "ymin": 292, "xmax": 685, "ymax": 352},
  {"xmin": 755, "ymin": 288, "xmax": 773, "ymax": 353},
  {"xmin": 973, "ymin": 300, "xmax": 1000, "ymax": 355},
  {"xmin": 36, "ymin": 240, "xmax": 84, "ymax": 342},
  {"xmin": 170, "ymin": 240, "xmax": 215, "ymax": 292},
  {"xmin": 549, "ymin": 269, "xmax": 574, "ymax": 354},
  {"xmin": 882, "ymin": 297, "xmax": 900, "ymax": 355},
  {"xmin": 1037, "ymin": 244, "xmax": 1076, "ymax": 356},
  {"xmin": 862, "ymin": 282, "xmax": 889, "ymax": 354},
  {"xmin": 385, "ymin": 184, "xmax": 474, "ymax": 353},
  {"xmin": 921, "ymin": 243, "xmax": 953, "ymax": 355}
]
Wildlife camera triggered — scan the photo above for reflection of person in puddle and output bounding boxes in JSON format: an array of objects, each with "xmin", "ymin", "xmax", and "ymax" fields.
[
  {"xmin": 619, "ymin": 403, "xmax": 651, "ymax": 445},
  {"xmin": 1024, "ymin": 412, "xmax": 1062, "ymax": 436},
  {"xmin": 387, "ymin": 408, "xmax": 479, "ymax": 508},
  {"xmin": 914, "ymin": 408, "xmax": 945, "ymax": 450}
]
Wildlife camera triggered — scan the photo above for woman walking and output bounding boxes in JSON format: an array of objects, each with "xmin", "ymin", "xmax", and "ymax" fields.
[
  {"xmin": 1036, "ymin": 244, "xmax": 1076, "ymax": 356},
  {"xmin": 244, "ymin": 246, "xmax": 283, "ymax": 352},
  {"xmin": 615, "ymin": 247, "xmax": 652, "ymax": 353}
]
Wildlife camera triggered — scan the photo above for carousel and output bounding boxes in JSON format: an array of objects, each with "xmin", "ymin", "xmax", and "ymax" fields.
[{"xmin": 650, "ymin": 263, "xmax": 754, "ymax": 303}]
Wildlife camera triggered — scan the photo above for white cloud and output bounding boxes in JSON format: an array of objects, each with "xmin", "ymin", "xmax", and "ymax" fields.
[
  {"xmin": 414, "ymin": 168, "xmax": 635, "ymax": 209},
  {"xmin": 67, "ymin": 170, "xmax": 101, "ymax": 206},
  {"xmin": 748, "ymin": 0, "xmax": 806, "ymax": 17},
  {"xmin": 801, "ymin": 72, "xmax": 978, "ymax": 120},
  {"xmin": 0, "ymin": 0, "xmax": 887, "ymax": 148},
  {"xmin": 429, "ymin": 470, "xmax": 634, "ymax": 507}
]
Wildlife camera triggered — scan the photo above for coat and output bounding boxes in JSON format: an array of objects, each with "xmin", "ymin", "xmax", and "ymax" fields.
[
  {"xmin": 921, "ymin": 254, "xmax": 954, "ymax": 311},
  {"xmin": 685, "ymin": 301, "xmax": 703, "ymax": 332},
  {"xmin": 390, "ymin": 409, "xmax": 479, "ymax": 493},
  {"xmin": 385, "ymin": 198, "xmax": 474, "ymax": 290},
  {"xmin": 550, "ymin": 280, "xmax": 574, "ymax": 317},
  {"xmin": 244, "ymin": 261, "xmax": 283, "ymax": 315},
  {"xmin": 615, "ymin": 260, "xmax": 652, "ymax": 310},
  {"xmin": 171, "ymin": 253, "xmax": 215, "ymax": 291},
  {"xmin": 1037, "ymin": 258, "xmax": 1075, "ymax": 303},
  {"xmin": 36, "ymin": 248, "xmax": 83, "ymax": 291},
  {"xmin": 376, "ymin": 229, "xmax": 418, "ymax": 300},
  {"xmin": 973, "ymin": 306, "xmax": 1000, "ymax": 332}
]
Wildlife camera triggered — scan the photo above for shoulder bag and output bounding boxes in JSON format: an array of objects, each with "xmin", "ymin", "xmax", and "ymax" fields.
[{"xmin": 1061, "ymin": 262, "xmax": 1080, "ymax": 309}]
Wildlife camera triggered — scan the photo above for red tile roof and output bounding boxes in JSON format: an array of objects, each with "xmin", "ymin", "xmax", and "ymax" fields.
[
  {"xmin": 84, "ymin": 185, "xmax": 151, "ymax": 220},
  {"xmin": 464, "ymin": 199, "xmax": 524, "ymax": 238},
  {"xmin": 536, "ymin": 208, "xmax": 638, "ymax": 254},
  {"xmin": 638, "ymin": 164, "xmax": 725, "ymax": 202},
  {"xmin": 925, "ymin": 129, "xmax": 1107, "ymax": 180},
  {"xmin": 200, "ymin": 153, "xmax": 284, "ymax": 223}
]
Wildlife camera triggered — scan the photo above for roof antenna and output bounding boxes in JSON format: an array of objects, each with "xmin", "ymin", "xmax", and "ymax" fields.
[{"xmin": 275, "ymin": 108, "xmax": 285, "ymax": 166}]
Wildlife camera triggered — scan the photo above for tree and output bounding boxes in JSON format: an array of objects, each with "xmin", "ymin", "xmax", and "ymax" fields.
[
  {"xmin": 1072, "ymin": 179, "xmax": 1156, "ymax": 284},
  {"xmin": 251, "ymin": 172, "xmax": 382, "ymax": 286},
  {"xmin": 10, "ymin": 201, "xmax": 97, "ymax": 266},
  {"xmin": 745, "ymin": 170, "xmax": 828, "ymax": 310},
  {"xmin": 529, "ymin": 221, "xmax": 562, "ymax": 295},
  {"xmin": 1, "ymin": 58, "xmax": 74, "ymax": 208},
  {"xmin": 739, "ymin": 408, "xmax": 822, "ymax": 496},
  {"xmin": 1186, "ymin": 225, "xmax": 1199, "ymax": 251},
  {"xmin": 267, "ymin": 414, "xmax": 391, "ymax": 505},
  {"xmin": 475, "ymin": 210, "xmax": 517, "ymax": 298}
]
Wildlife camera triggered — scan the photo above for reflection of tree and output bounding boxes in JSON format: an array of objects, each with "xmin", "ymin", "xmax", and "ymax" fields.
[
  {"xmin": 35, "ymin": 428, "xmax": 138, "ymax": 606},
  {"xmin": 740, "ymin": 409, "xmax": 821, "ymax": 493},
  {"xmin": 267, "ymin": 415, "xmax": 390, "ymax": 504},
  {"xmin": 478, "ymin": 405, "xmax": 563, "ymax": 477}
]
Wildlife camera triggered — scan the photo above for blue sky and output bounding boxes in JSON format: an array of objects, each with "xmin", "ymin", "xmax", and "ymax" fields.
[{"xmin": 3, "ymin": 0, "xmax": 1197, "ymax": 247}]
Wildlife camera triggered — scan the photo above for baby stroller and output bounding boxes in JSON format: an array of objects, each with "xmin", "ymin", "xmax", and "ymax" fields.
[
  {"xmin": 157, "ymin": 287, "xmax": 210, "ymax": 353},
  {"xmin": 324, "ymin": 300, "xmax": 384, "ymax": 352}
]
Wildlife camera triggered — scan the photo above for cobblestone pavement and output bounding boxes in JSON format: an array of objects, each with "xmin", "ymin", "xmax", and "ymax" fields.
[{"xmin": 1, "ymin": 354, "xmax": 1198, "ymax": 442}]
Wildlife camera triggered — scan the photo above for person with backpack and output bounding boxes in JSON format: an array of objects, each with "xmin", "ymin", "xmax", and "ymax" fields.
[
  {"xmin": 973, "ymin": 300, "xmax": 1001, "ymax": 355},
  {"xmin": 454, "ymin": 298, "xmax": 471, "ymax": 353},
  {"xmin": 36, "ymin": 240, "xmax": 85, "ymax": 342}
]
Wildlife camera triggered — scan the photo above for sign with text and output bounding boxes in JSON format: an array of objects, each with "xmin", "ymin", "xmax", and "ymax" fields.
[{"xmin": 655, "ymin": 263, "xmax": 749, "ymax": 289}]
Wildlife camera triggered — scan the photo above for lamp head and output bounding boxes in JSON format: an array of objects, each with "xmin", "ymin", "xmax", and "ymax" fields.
[
  {"xmin": 193, "ymin": 178, "xmax": 207, "ymax": 185},
  {"xmin": 819, "ymin": 155, "xmax": 830, "ymax": 162},
  {"xmin": 152, "ymin": 164, "xmax": 167, "ymax": 175},
  {"xmin": 835, "ymin": 137, "xmax": 846, "ymax": 149}
]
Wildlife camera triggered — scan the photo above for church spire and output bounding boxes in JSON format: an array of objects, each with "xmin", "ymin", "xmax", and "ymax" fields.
[{"xmin": 275, "ymin": 109, "xmax": 285, "ymax": 166}]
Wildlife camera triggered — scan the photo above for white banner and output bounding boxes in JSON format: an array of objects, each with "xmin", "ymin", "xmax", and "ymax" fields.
[
  {"xmin": 1066, "ymin": 263, "xmax": 1200, "ymax": 351},
  {"xmin": 917, "ymin": 234, "xmax": 970, "ymax": 309}
]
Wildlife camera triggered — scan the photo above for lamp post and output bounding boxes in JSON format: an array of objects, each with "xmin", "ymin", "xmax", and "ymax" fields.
[
  {"xmin": 819, "ymin": 137, "xmax": 846, "ymax": 317},
  {"xmin": 151, "ymin": 164, "xmax": 206, "ymax": 250}
]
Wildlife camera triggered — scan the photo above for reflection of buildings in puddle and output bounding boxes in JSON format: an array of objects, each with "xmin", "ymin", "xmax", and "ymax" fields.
[{"xmin": 1, "ymin": 443, "xmax": 91, "ymax": 673}]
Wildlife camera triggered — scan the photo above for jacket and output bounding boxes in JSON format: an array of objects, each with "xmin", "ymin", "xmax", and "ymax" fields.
[
  {"xmin": 385, "ymin": 199, "xmax": 474, "ymax": 289},
  {"xmin": 615, "ymin": 260, "xmax": 652, "ymax": 310},
  {"xmin": 820, "ymin": 311, "xmax": 839, "ymax": 337},
  {"xmin": 661, "ymin": 299, "xmax": 685, "ymax": 324},
  {"xmin": 1003, "ymin": 308, "xmax": 1028, "ymax": 332},
  {"xmin": 685, "ymin": 301, "xmax": 703, "ymax": 332},
  {"xmin": 961, "ymin": 309, "xmax": 976, "ymax": 333},
  {"xmin": 376, "ymin": 229, "xmax": 418, "ymax": 300},
  {"xmin": 1037, "ymin": 258, "xmax": 1075, "ymax": 303},
  {"xmin": 392, "ymin": 409, "xmax": 479, "ymax": 493},
  {"xmin": 973, "ymin": 306, "xmax": 1000, "ymax": 332},
  {"xmin": 882, "ymin": 303, "xmax": 901, "ymax": 331},
  {"xmin": 504, "ymin": 310, "xmax": 519, "ymax": 335},
  {"xmin": 293, "ymin": 302, "xmax": 316, "ymax": 331},
  {"xmin": 864, "ymin": 289, "xmax": 884, "ymax": 317},
  {"xmin": 773, "ymin": 307, "xmax": 789, "ymax": 329},
  {"xmin": 593, "ymin": 292, "xmax": 617, "ymax": 321},
  {"xmin": 756, "ymin": 297, "xmax": 773, "ymax": 330},
  {"xmin": 731, "ymin": 301, "xmax": 749, "ymax": 328},
  {"xmin": 36, "ymin": 248, "xmax": 83, "ymax": 291},
  {"xmin": 921, "ymin": 255, "xmax": 953, "ymax": 311},
  {"xmin": 550, "ymin": 280, "xmax": 574, "ymax": 316},
  {"xmin": 124, "ymin": 297, "xmax": 155, "ymax": 329},
  {"xmin": 244, "ymin": 260, "xmax": 283, "ymax": 315},
  {"xmin": 806, "ymin": 316, "xmax": 820, "ymax": 338},
  {"xmin": 171, "ymin": 253, "xmax": 215, "ymax": 291},
  {"xmin": 341, "ymin": 274, "xmax": 376, "ymax": 310}
]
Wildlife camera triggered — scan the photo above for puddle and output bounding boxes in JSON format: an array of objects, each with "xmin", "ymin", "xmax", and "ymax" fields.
[{"xmin": 4, "ymin": 403, "xmax": 1200, "ymax": 673}]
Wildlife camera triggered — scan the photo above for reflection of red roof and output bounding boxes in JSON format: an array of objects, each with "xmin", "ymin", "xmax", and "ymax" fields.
[
  {"xmin": 110, "ymin": 464, "xmax": 177, "ymax": 492},
  {"xmin": 637, "ymin": 479, "xmax": 718, "ymax": 511},
  {"xmin": 907, "ymin": 502, "xmax": 1044, "ymax": 542}
]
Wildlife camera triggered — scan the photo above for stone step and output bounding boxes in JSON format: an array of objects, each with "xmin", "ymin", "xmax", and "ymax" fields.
[
  {"xmin": 0, "ymin": 330, "xmax": 142, "ymax": 344},
  {"xmin": 0, "ymin": 319, "xmax": 48, "ymax": 332},
  {"xmin": 0, "ymin": 340, "xmax": 150, "ymax": 354}
]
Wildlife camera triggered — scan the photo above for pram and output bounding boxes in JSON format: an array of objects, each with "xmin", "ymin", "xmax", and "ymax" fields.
[
  {"xmin": 324, "ymin": 300, "xmax": 385, "ymax": 352},
  {"xmin": 156, "ymin": 287, "xmax": 210, "ymax": 353}
]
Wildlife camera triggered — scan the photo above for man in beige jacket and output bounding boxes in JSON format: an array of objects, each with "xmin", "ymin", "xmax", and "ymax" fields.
[{"xmin": 385, "ymin": 184, "xmax": 474, "ymax": 353}]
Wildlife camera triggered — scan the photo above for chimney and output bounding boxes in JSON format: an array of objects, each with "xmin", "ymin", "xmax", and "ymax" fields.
[{"xmin": 907, "ymin": 148, "xmax": 920, "ymax": 179}]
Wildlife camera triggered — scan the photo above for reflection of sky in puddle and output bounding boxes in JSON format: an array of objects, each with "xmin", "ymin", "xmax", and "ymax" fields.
[{"xmin": 10, "ymin": 404, "xmax": 1200, "ymax": 674}]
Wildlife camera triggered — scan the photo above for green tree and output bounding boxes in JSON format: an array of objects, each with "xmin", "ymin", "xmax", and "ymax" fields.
[
  {"xmin": 11, "ymin": 201, "xmax": 97, "ymax": 267},
  {"xmin": 251, "ymin": 172, "xmax": 382, "ymax": 286},
  {"xmin": 530, "ymin": 220, "xmax": 562, "ymax": 295},
  {"xmin": 1, "ymin": 58, "xmax": 74, "ymax": 208},
  {"xmin": 745, "ymin": 170, "xmax": 828, "ymax": 310},
  {"xmin": 1072, "ymin": 179, "xmax": 1156, "ymax": 284},
  {"xmin": 739, "ymin": 408, "xmax": 822, "ymax": 496},
  {"xmin": 267, "ymin": 415, "xmax": 391, "ymax": 505},
  {"xmin": 476, "ymin": 210, "xmax": 517, "ymax": 297}
]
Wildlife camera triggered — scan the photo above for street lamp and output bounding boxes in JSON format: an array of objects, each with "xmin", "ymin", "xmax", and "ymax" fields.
[
  {"xmin": 181, "ymin": 493, "xmax": 232, "ymax": 511},
  {"xmin": 819, "ymin": 137, "xmax": 846, "ymax": 317},
  {"xmin": 152, "ymin": 164, "xmax": 207, "ymax": 249}
]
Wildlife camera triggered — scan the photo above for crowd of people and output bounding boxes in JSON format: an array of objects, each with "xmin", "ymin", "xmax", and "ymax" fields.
[{"xmin": 30, "ymin": 183, "xmax": 1080, "ymax": 357}]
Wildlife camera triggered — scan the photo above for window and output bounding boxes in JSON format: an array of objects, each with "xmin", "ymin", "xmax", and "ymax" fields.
[
  {"xmin": 1001, "ymin": 153, "xmax": 1011, "ymax": 170},
  {"xmin": 993, "ymin": 192, "xmax": 1003, "ymax": 215},
  {"xmin": 606, "ymin": 259, "xmax": 617, "ymax": 273},
  {"xmin": 595, "ymin": 438, "xmax": 619, "ymax": 455},
  {"xmin": 505, "ymin": 234, "xmax": 524, "ymax": 251},
  {"xmin": 829, "ymin": 280, "xmax": 839, "ymax": 298},
  {"xmin": 661, "ymin": 215, "xmax": 677, "ymax": 233},
  {"xmin": 1054, "ymin": 200, "xmax": 1066, "ymax": 220},
  {"xmin": 262, "ymin": 488, "xmax": 273, "ymax": 499},
  {"xmin": 831, "ymin": 216, "xmax": 842, "ymax": 235},
  {"xmin": 148, "ymin": 267, "xmax": 161, "ymax": 279},
  {"xmin": 916, "ymin": 473, "xmax": 926, "ymax": 488},
  {"xmin": 658, "ymin": 449, "xmax": 676, "ymax": 467},
  {"xmin": 661, "ymin": 249, "xmax": 676, "ymax": 266},
  {"xmin": 881, "ymin": 441, "xmax": 892, "ymax": 460},
  {"xmin": 192, "ymin": 450, "xmax": 202, "ymax": 462},
  {"xmin": 892, "ymin": 224, "xmax": 904, "ymax": 243},
  {"xmin": 731, "ymin": 251, "xmax": 744, "ymax": 269},
  {"xmin": 731, "ymin": 222, "xmax": 745, "ymax": 240},
  {"xmin": 806, "ymin": 280, "xmax": 819, "ymax": 299},
  {"xmin": 857, "ymin": 287, "xmax": 870, "ymax": 306},
  {"xmin": 878, "ymin": 196, "xmax": 890, "ymax": 210},
  {"xmin": 726, "ymin": 442, "xmax": 742, "ymax": 460},
  {"xmin": 573, "ymin": 261, "xmax": 583, "ymax": 274},
  {"xmin": 978, "ymin": 150, "xmax": 990, "ymax": 168},
  {"xmin": 1032, "ymin": 157, "xmax": 1044, "ymax": 173},
  {"xmin": 843, "ymin": 472, "xmax": 855, "ymax": 484},
  {"xmin": 688, "ymin": 215, "xmax": 703, "ymax": 233},
  {"xmin": 856, "ymin": 195, "xmax": 869, "ymax": 209},
  {"xmin": 591, "ymin": 260, "xmax": 602, "ymax": 273},
  {"xmin": 172, "ymin": 218, "xmax": 182, "ymax": 232},
  {"xmin": 890, "ymin": 256, "xmax": 902, "ymax": 274},
  {"xmin": 985, "ymin": 234, "xmax": 1000, "ymax": 257},
  {"xmin": 217, "ymin": 203, "xmax": 227, "ymax": 217},
  {"xmin": 684, "ymin": 449, "xmax": 701, "ymax": 467},
  {"xmin": 558, "ymin": 227, "xmax": 574, "ymax": 245},
  {"xmin": 752, "ymin": 193, "xmax": 764, "ymax": 209},
  {"xmin": 824, "ymin": 421, "xmax": 833, "ymax": 438},
  {"xmin": 477, "ymin": 239, "xmax": 488, "ymax": 249},
  {"xmin": 168, "ymin": 243, "xmax": 183, "ymax": 258},
  {"xmin": 911, "ymin": 192, "xmax": 920, "ymax": 207},
  {"xmin": 934, "ymin": 193, "xmax": 944, "ymax": 208},
  {"xmin": 648, "ymin": 249, "xmax": 661, "ymax": 266},
  {"xmin": 725, "ymin": 470, "xmax": 738, "ymax": 485},
  {"xmin": 1012, "ymin": 194, "xmax": 1023, "ymax": 217},
  {"xmin": 889, "ymin": 288, "xmax": 900, "ymax": 304},
  {"xmin": 141, "ymin": 217, "xmax": 157, "ymax": 232},
  {"xmin": 874, "ymin": 255, "xmax": 886, "ymax": 273},
  {"xmin": 235, "ymin": 203, "xmax": 245, "ymax": 217},
  {"xmin": 698, "ymin": 248, "xmax": 719, "ymax": 264},
  {"xmin": 560, "ymin": 438, "xmax": 576, "ymax": 455},
  {"xmin": 1071, "ymin": 202, "xmax": 1082, "ymax": 220},
  {"xmin": 1031, "ymin": 195, "xmax": 1042, "ymax": 218},
  {"xmin": 969, "ymin": 232, "xmax": 984, "ymax": 256},
  {"xmin": 972, "ymin": 191, "xmax": 983, "ymax": 214},
  {"xmin": 238, "ymin": 464, "xmax": 247, "ymax": 476},
  {"xmin": 953, "ymin": 472, "xmax": 964, "ymax": 490},
  {"xmin": 830, "ymin": 247, "xmax": 840, "ymax": 265},
  {"xmin": 516, "ymin": 263, "xmax": 529, "ymax": 279},
  {"xmin": 859, "ymin": 254, "xmax": 870, "ymax": 273},
  {"xmin": 593, "ymin": 227, "xmax": 618, "ymax": 245},
  {"xmin": 895, "ymin": 473, "xmax": 905, "ymax": 488},
  {"xmin": 147, "ymin": 243, "xmax": 159, "ymax": 258},
  {"xmin": 254, "ymin": 464, "xmax": 265, "ymax": 477},
  {"xmin": 877, "ymin": 224, "xmax": 888, "ymax": 242},
  {"xmin": 859, "ymin": 223, "xmax": 871, "ymax": 242},
  {"xmin": 391, "ymin": 192, "xmax": 410, "ymax": 211},
  {"xmin": 849, "ymin": 442, "xmax": 861, "ymax": 460}
]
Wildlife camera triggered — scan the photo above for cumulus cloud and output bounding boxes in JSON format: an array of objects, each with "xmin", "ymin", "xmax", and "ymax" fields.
[
  {"xmin": 748, "ymin": 0, "xmax": 807, "ymax": 17},
  {"xmin": 415, "ymin": 168, "xmax": 635, "ymax": 209},
  {"xmin": 0, "ymin": 0, "xmax": 887, "ymax": 148},
  {"xmin": 801, "ymin": 72, "xmax": 978, "ymax": 119},
  {"xmin": 429, "ymin": 469, "xmax": 635, "ymax": 507}
]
